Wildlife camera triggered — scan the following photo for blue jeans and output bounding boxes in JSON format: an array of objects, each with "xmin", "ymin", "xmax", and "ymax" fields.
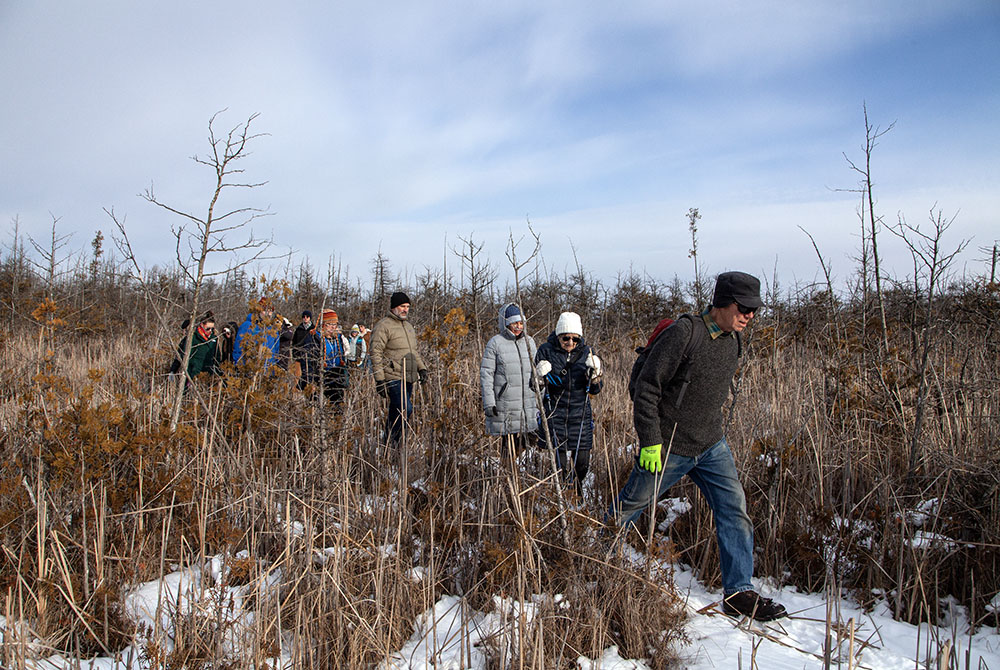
[
  {"xmin": 385, "ymin": 380, "xmax": 413, "ymax": 446},
  {"xmin": 609, "ymin": 438, "xmax": 754, "ymax": 594}
]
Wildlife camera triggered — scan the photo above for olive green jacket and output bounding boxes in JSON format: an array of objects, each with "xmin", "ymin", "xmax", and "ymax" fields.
[{"xmin": 371, "ymin": 312, "xmax": 428, "ymax": 383}]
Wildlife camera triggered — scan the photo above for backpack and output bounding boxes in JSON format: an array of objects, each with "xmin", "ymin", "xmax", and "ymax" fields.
[{"xmin": 627, "ymin": 314, "xmax": 742, "ymax": 408}]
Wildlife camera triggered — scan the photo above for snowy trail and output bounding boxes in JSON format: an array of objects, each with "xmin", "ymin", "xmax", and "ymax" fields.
[
  {"xmin": 664, "ymin": 561, "xmax": 1000, "ymax": 670},
  {"xmin": 4, "ymin": 554, "xmax": 999, "ymax": 669},
  {"xmin": 383, "ymin": 557, "xmax": 1000, "ymax": 670}
]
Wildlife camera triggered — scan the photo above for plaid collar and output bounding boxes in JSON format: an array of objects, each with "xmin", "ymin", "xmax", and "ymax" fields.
[{"xmin": 701, "ymin": 308, "xmax": 732, "ymax": 340}]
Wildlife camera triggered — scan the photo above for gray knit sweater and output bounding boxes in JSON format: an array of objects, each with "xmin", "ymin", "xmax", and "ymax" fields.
[{"xmin": 632, "ymin": 315, "xmax": 739, "ymax": 458}]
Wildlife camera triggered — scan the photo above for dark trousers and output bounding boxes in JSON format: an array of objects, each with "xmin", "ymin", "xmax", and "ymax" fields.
[
  {"xmin": 322, "ymin": 366, "xmax": 349, "ymax": 405},
  {"xmin": 385, "ymin": 380, "xmax": 413, "ymax": 446},
  {"xmin": 556, "ymin": 447, "xmax": 591, "ymax": 490}
]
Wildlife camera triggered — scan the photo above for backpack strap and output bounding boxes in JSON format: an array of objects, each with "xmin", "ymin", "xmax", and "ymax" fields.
[
  {"xmin": 672, "ymin": 314, "xmax": 743, "ymax": 408},
  {"xmin": 672, "ymin": 314, "xmax": 703, "ymax": 409}
]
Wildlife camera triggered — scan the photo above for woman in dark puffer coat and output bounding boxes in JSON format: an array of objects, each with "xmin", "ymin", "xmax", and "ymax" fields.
[{"xmin": 535, "ymin": 311, "xmax": 603, "ymax": 495}]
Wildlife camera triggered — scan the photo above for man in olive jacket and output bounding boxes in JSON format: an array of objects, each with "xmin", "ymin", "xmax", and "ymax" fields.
[{"xmin": 371, "ymin": 291, "xmax": 429, "ymax": 446}]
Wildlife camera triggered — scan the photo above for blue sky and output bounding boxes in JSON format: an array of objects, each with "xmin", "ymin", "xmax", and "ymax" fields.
[{"xmin": 1, "ymin": 1, "xmax": 997, "ymax": 296}]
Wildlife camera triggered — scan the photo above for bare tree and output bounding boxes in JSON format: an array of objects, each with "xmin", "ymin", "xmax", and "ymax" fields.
[
  {"xmin": 370, "ymin": 249, "xmax": 393, "ymax": 298},
  {"xmin": 28, "ymin": 215, "xmax": 74, "ymax": 302},
  {"xmin": 889, "ymin": 208, "xmax": 969, "ymax": 475},
  {"xmin": 841, "ymin": 103, "xmax": 896, "ymax": 353},
  {"xmin": 799, "ymin": 226, "xmax": 841, "ymax": 344},
  {"xmin": 453, "ymin": 233, "xmax": 496, "ymax": 346},
  {"xmin": 3, "ymin": 216, "xmax": 30, "ymax": 327},
  {"xmin": 505, "ymin": 223, "xmax": 569, "ymax": 540},
  {"xmin": 979, "ymin": 241, "xmax": 998, "ymax": 284},
  {"xmin": 111, "ymin": 111, "xmax": 275, "ymax": 431}
]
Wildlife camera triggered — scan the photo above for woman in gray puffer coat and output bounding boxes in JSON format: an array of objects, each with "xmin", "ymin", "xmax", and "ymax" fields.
[{"xmin": 480, "ymin": 303, "xmax": 538, "ymax": 458}]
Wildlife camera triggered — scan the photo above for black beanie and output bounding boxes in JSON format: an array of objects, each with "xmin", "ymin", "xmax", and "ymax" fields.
[{"xmin": 390, "ymin": 291, "xmax": 411, "ymax": 309}]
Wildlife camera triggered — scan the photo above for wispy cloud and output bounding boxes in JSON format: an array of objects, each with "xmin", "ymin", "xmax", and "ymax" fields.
[{"xmin": 1, "ymin": 1, "xmax": 996, "ymax": 289}]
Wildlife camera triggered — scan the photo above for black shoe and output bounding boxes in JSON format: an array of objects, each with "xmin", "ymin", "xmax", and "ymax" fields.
[{"xmin": 722, "ymin": 591, "xmax": 788, "ymax": 622}]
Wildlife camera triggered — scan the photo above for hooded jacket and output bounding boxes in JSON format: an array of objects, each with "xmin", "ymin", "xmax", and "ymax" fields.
[
  {"xmin": 535, "ymin": 331, "xmax": 603, "ymax": 451},
  {"xmin": 479, "ymin": 303, "xmax": 539, "ymax": 435}
]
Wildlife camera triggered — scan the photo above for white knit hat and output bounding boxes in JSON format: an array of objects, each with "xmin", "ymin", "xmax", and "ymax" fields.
[{"xmin": 554, "ymin": 311, "xmax": 583, "ymax": 337}]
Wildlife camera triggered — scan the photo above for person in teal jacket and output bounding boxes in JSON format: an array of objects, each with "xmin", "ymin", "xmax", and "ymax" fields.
[{"xmin": 185, "ymin": 313, "xmax": 218, "ymax": 377}]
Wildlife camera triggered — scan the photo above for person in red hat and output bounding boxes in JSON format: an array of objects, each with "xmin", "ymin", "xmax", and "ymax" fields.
[{"xmin": 299, "ymin": 308, "xmax": 350, "ymax": 404}]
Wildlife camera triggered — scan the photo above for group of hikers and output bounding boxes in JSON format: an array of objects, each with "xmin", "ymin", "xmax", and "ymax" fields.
[
  {"xmin": 477, "ymin": 270, "xmax": 786, "ymax": 622},
  {"xmin": 170, "ymin": 302, "xmax": 371, "ymax": 404},
  {"xmin": 173, "ymin": 273, "xmax": 787, "ymax": 622}
]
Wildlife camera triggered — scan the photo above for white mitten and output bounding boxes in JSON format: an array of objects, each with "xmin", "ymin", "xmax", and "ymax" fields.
[
  {"xmin": 535, "ymin": 360, "xmax": 552, "ymax": 377},
  {"xmin": 586, "ymin": 352, "xmax": 602, "ymax": 378}
]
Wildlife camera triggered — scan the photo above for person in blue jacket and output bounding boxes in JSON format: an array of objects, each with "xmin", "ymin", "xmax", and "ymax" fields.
[
  {"xmin": 534, "ymin": 311, "xmax": 603, "ymax": 495},
  {"xmin": 232, "ymin": 301, "xmax": 281, "ymax": 368},
  {"xmin": 299, "ymin": 308, "xmax": 350, "ymax": 404}
]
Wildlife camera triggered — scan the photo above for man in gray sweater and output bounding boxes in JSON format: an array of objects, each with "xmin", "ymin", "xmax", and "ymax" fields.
[{"xmin": 609, "ymin": 271, "xmax": 787, "ymax": 622}]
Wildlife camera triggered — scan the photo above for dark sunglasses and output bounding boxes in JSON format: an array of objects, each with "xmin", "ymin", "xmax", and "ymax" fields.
[
  {"xmin": 736, "ymin": 303, "xmax": 756, "ymax": 315},
  {"xmin": 559, "ymin": 335, "xmax": 581, "ymax": 343}
]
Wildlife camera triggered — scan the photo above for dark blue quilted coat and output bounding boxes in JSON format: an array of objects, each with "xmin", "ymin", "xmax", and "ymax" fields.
[{"xmin": 535, "ymin": 332, "xmax": 602, "ymax": 452}]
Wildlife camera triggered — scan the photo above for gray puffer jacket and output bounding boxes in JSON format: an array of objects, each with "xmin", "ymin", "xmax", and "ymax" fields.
[{"xmin": 480, "ymin": 304, "xmax": 538, "ymax": 435}]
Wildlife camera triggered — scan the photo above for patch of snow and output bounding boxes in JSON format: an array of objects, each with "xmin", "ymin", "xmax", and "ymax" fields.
[
  {"xmin": 899, "ymin": 497, "xmax": 941, "ymax": 527},
  {"xmin": 910, "ymin": 530, "xmax": 957, "ymax": 551},
  {"xmin": 656, "ymin": 496, "xmax": 691, "ymax": 531},
  {"xmin": 576, "ymin": 645, "xmax": 651, "ymax": 669},
  {"xmin": 313, "ymin": 545, "xmax": 343, "ymax": 565},
  {"xmin": 10, "ymin": 550, "xmax": 1000, "ymax": 670}
]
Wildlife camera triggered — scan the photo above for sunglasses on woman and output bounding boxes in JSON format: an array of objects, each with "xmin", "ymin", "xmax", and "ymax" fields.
[{"xmin": 560, "ymin": 335, "xmax": 581, "ymax": 343}]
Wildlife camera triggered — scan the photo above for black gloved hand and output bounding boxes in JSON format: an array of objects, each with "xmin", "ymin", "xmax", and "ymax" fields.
[
  {"xmin": 485, "ymin": 406, "xmax": 499, "ymax": 417},
  {"xmin": 418, "ymin": 369, "xmax": 429, "ymax": 384},
  {"xmin": 375, "ymin": 380, "xmax": 390, "ymax": 398}
]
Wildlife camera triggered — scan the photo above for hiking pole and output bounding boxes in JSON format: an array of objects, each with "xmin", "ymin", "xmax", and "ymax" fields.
[
  {"xmin": 571, "ymin": 366, "xmax": 594, "ymax": 499},
  {"xmin": 530, "ymin": 362, "xmax": 569, "ymax": 539},
  {"xmin": 399, "ymin": 357, "xmax": 409, "ymax": 482}
]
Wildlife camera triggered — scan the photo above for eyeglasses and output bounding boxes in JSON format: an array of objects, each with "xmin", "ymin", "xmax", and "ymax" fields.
[
  {"xmin": 736, "ymin": 303, "xmax": 756, "ymax": 315},
  {"xmin": 559, "ymin": 335, "xmax": 581, "ymax": 344}
]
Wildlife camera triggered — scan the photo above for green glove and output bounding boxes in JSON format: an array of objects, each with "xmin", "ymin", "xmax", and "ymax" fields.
[{"xmin": 639, "ymin": 444, "xmax": 663, "ymax": 473}]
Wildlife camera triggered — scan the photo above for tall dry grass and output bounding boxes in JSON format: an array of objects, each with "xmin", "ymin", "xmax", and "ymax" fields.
[
  {"xmin": 0, "ymin": 309, "xmax": 687, "ymax": 669},
  {"xmin": 1, "ymin": 279, "xmax": 998, "ymax": 668}
]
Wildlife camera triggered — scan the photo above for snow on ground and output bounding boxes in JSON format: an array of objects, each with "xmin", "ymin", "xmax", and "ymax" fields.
[
  {"xmin": 3, "ymin": 551, "xmax": 999, "ymax": 669},
  {"xmin": 667, "ymin": 562, "xmax": 1000, "ymax": 670},
  {"xmin": 379, "ymin": 554, "xmax": 1000, "ymax": 670}
]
